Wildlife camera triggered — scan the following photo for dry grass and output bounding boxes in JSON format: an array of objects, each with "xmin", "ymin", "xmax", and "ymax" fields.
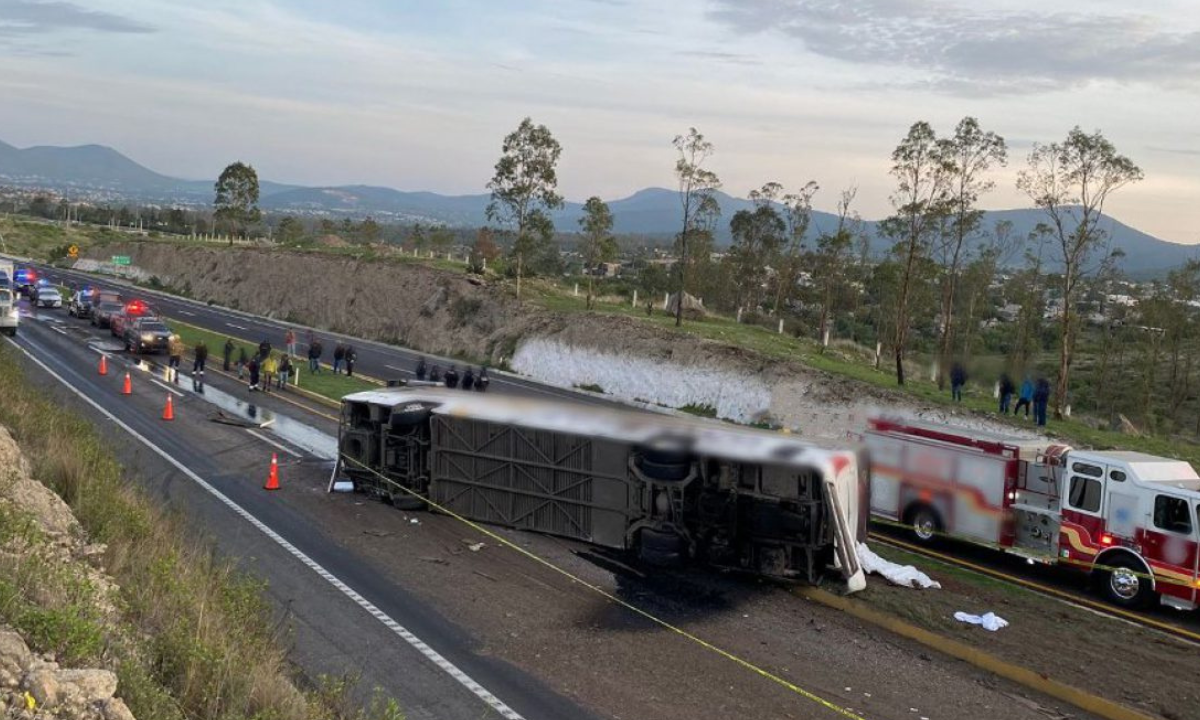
[{"xmin": 0, "ymin": 345, "xmax": 402, "ymax": 720}]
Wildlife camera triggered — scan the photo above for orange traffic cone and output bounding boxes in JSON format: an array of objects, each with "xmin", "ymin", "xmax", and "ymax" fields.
[
  {"xmin": 264, "ymin": 453, "xmax": 280, "ymax": 490},
  {"xmin": 98, "ymin": 355, "xmax": 108, "ymax": 376},
  {"xmin": 122, "ymin": 372, "xmax": 132, "ymax": 395},
  {"xmin": 162, "ymin": 394, "xmax": 174, "ymax": 421}
]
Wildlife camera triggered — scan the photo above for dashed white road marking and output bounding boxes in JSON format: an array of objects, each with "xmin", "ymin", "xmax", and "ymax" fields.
[
  {"xmin": 178, "ymin": 310, "xmax": 197, "ymax": 317},
  {"xmin": 385, "ymin": 364, "xmax": 413, "ymax": 374},
  {"xmin": 3, "ymin": 334, "xmax": 526, "ymax": 720},
  {"xmin": 228, "ymin": 322, "xmax": 249, "ymax": 331}
]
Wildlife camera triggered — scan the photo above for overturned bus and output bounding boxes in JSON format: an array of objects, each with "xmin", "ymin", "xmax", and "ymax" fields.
[{"xmin": 333, "ymin": 387, "xmax": 867, "ymax": 591}]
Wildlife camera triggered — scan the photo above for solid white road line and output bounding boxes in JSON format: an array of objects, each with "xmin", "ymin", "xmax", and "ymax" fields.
[
  {"xmin": 245, "ymin": 428, "xmax": 302, "ymax": 458},
  {"xmin": 2, "ymin": 335, "xmax": 527, "ymax": 720}
]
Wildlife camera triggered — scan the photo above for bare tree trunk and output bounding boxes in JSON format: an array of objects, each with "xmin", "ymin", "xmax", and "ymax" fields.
[
  {"xmin": 1054, "ymin": 308, "xmax": 1072, "ymax": 420},
  {"xmin": 586, "ymin": 272, "xmax": 594, "ymax": 311},
  {"xmin": 893, "ymin": 228, "xmax": 919, "ymax": 386},
  {"xmin": 516, "ymin": 253, "xmax": 523, "ymax": 300}
]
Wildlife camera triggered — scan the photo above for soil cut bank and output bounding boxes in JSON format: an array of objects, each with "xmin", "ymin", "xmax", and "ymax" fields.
[{"xmin": 78, "ymin": 241, "xmax": 1016, "ymax": 439}]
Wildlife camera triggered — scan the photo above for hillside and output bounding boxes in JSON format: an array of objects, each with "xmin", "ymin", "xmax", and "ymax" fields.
[{"xmin": 2, "ymin": 138, "xmax": 1196, "ymax": 272}]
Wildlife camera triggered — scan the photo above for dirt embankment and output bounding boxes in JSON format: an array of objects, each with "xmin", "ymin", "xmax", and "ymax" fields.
[
  {"xmin": 81, "ymin": 242, "xmax": 557, "ymax": 361},
  {"xmin": 81, "ymin": 242, "xmax": 1013, "ymax": 438}
]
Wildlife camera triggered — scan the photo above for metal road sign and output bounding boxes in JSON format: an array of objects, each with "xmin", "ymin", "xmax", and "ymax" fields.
[{"xmin": 111, "ymin": 255, "xmax": 131, "ymax": 266}]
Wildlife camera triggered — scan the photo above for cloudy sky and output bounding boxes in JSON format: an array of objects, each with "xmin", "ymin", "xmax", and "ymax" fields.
[{"xmin": 1, "ymin": 0, "xmax": 1199, "ymax": 243}]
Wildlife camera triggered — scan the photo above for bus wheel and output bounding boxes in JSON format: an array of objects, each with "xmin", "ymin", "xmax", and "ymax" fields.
[
  {"xmin": 906, "ymin": 505, "xmax": 941, "ymax": 544},
  {"xmin": 1102, "ymin": 555, "xmax": 1155, "ymax": 609},
  {"xmin": 639, "ymin": 528, "xmax": 683, "ymax": 566}
]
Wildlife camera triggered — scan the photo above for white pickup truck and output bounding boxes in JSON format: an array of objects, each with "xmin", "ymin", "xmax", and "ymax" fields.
[{"xmin": 0, "ymin": 287, "xmax": 17, "ymax": 336}]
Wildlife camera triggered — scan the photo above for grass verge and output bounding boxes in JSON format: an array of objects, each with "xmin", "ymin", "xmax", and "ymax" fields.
[
  {"xmin": 164, "ymin": 317, "xmax": 377, "ymax": 401},
  {"xmin": 0, "ymin": 344, "xmax": 402, "ymax": 720}
]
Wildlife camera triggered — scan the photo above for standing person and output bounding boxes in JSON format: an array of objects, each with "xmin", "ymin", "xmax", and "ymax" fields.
[
  {"xmin": 167, "ymin": 334, "xmax": 184, "ymax": 383},
  {"xmin": 415, "ymin": 357, "xmax": 428, "ymax": 381},
  {"xmin": 223, "ymin": 338, "xmax": 235, "ymax": 372},
  {"xmin": 332, "ymin": 343, "xmax": 346, "ymax": 374},
  {"xmin": 237, "ymin": 346, "xmax": 249, "ymax": 380},
  {"xmin": 193, "ymin": 341, "xmax": 208, "ymax": 377},
  {"xmin": 476, "ymin": 367, "xmax": 490, "ymax": 392},
  {"xmin": 278, "ymin": 355, "xmax": 291, "ymax": 390},
  {"xmin": 308, "ymin": 341, "xmax": 322, "ymax": 374},
  {"xmin": 429, "ymin": 364, "xmax": 442, "ymax": 383},
  {"xmin": 1033, "ymin": 377, "xmax": 1051, "ymax": 427},
  {"xmin": 261, "ymin": 353, "xmax": 276, "ymax": 394},
  {"xmin": 258, "ymin": 338, "xmax": 272, "ymax": 361},
  {"xmin": 247, "ymin": 355, "xmax": 261, "ymax": 391},
  {"xmin": 444, "ymin": 365, "xmax": 460, "ymax": 389},
  {"xmin": 950, "ymin": 362, "xmax": 967, "ymax": 403},
  {"xmin": 461, "ymin": 367, "xmax": 475, "ymax": 391},
  {"xmin": 998, "ymin": 373, "xmax": 1015, "ymax": 415},
  {"xmin": 1014, "ymin": 376, "xmax": 1034, "ymax": 418},
  {"xmin": 284, "ymin": 329, "xmax": 297, "ymax": 358}
]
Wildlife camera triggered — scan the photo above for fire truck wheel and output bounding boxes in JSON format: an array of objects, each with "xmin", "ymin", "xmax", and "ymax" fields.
[
  {"xmin": 906, "ymin": 505, "xmax": 942, "ymax": 544},
  {"xmin": 639, "ymin": 528, "xmax": 684, "ymax": 566},
  {"xmin": 1101, "ymin": 554, "xmax": 1155, "ymax": 609}
]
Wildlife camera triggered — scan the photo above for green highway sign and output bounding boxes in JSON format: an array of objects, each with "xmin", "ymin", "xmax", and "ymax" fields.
[{"xmin": 111, "ymin": 255, "xmax": 131, "ymax": 266}]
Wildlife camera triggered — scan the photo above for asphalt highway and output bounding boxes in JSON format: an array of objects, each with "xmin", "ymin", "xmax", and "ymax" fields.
[
  {"xmin": 4, "ymin": 300, "xmax": 599, "ymax": 720},
  {"xmin": 28, "ymin": 261, "xmax": 616, "ymax": 407}
]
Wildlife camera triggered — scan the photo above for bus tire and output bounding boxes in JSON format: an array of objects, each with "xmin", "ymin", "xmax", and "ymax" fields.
[
  {"xmin": 1101, "ymin": 554, "xmax": 1156, "ymax": 609},
  {"xmin": 905, "ymin": 504, "xmax": 942, "ymax": 544},
  {"xmin": 390, "ymin": 492, "xmax": 426, "ymax": 511},
  {"xmin": 639, "ymin": 528, "xmax": 683, "ymax": 566}
]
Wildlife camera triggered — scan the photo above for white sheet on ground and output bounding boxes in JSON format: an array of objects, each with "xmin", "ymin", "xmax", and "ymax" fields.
[
  {"xmin": 953, "ymin": 611, "xmax": 1009, "ymax": 631},
  {"xmin": 856, "ymin": 543, "xmax": 942, "ymax": 589}
]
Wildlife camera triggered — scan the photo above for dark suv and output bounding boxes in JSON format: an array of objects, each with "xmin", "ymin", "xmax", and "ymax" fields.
[
  {"xmin": 91, "ymin": 301, "xmax": 124, "ymax": 329},
  {"xmin": 124, "ymin": 317, "xmax": 172, "ymax": 354}
]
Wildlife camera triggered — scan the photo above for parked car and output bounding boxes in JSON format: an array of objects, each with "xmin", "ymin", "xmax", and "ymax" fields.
[
  {"xmin": 123, "ymin": 317, "xmax": 172, "ymax": 354},
  {"xmin": 91, "ymin": 301, "xmax": 124, "ymax": 329},
  {"xmin": 109, "ymin": 299, "xmax": 155, "ymax": 337},
  {"xmin": 32, "ymin": 287, "xmax": 62, "ymax": 309},
  {"xmin": 68, "ymin": 290, "xmax": 95, "ymax": 318}
]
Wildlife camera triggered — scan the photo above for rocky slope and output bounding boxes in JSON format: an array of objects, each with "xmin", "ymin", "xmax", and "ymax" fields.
[{"xmin": 0, "ymin": 427, "xmax": 133, "ymax": 720}]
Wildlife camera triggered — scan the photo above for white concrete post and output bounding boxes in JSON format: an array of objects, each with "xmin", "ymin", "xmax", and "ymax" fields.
[
  {"xmin": 823, "ymin": 329, "xmax": 830, "ymax": 347},
  {"xmin": 632, "ymin": 289, "xmax": 638, "ymax": 307},
  {"xmin": 663, "ymin": 292, "xmax": 669, "ymax": 310},
  {"xmin": 874, "ymin": 342, "xmax": 882, "ymax": 369},
  {"xmin": 778, "ymin": 319, "xmax": 784, "ymax": 334},
  {"xmin": 573, "ymin": 283, "xmax": 579, "ymax": 296},
  {"xmin": 736, "ymin": 307, "xmax": 743, "ymax": 323}
]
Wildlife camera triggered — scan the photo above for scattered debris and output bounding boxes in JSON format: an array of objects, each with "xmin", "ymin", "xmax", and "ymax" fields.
[
  {"xmin": 419, "ymin": 556, "xmax": 448, "ymax": 565},
  {"xmin": 473, "ymin": 570, "xmax": 497, "ymax": 582},
  {"xmin": 361, "ymin": 529, "xmax": 392, "ymax": 538},
  {"xmin": 466, "ymin": 542, "xmax": 485, "ymax": 552},
  {"xmin": 409, "ymin": 518, "xmax": 420, "ymax": 525},
  {"xmin": 953, "ymin": 611, "xmax": 1009, "ymax": 632}
]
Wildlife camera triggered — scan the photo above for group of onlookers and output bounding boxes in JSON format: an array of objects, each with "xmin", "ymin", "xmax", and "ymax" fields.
[{"xmin": 948, "ymin": 362, "xmax": 1053, "ymax": 427}]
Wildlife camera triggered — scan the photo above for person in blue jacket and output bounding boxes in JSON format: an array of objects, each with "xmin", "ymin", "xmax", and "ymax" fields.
[{"xmin": 1013, "ymin": 376, "xmax": 1034, "ymax": 418}]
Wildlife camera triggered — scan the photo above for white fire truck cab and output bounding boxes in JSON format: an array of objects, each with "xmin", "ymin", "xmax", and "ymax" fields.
[{"xmin": 865, "ymin": 418, "xmax": 1200, "ymax": 611}]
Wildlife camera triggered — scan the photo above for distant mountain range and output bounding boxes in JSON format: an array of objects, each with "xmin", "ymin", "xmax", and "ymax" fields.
[{"xmin": 1, "ymin": 139, "xmax": 1196, "ymax": 274}]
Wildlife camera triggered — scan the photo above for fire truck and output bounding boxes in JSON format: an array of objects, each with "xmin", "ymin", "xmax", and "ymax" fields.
[{"xmin": 865, "ymin": 418, "xmax": 1200, "ymax": 610}]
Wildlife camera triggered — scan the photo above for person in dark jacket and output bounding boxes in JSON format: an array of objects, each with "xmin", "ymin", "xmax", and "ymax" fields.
[
  {"xmin": 415, "ymin": 357, "xmax": 428, "ymax": 381},
  {"xmin": 247, "ymin": 355, "xmax": 261, "ymax": 391},
  {"xmin": 461, "ymin": 367, "xmax": 475, "ymax": 391},
  {"xmin": 223, "ymin": 338, "xmax": 235, "ymax": 372},
  {"xmin": 1033, "ymin": 377, "xmax": 1051, "ymax": 427},
  {"xmin": 444, "ymin": 365, "xmax": 460, "ymax": 389},
  {"xmin": 345, "ymin": 345, "xmax": 357, "ymax": 377},
  {"xmin": 193, "ymin": 341, "xmax": 208, "ymax": 376},
  {"xmin": 308, "ymin": 341, "xmax": 323, "ymax": 374},
  {"xmin": 476, "ymin": 367, "xmax": 490, "ymax": 392},
  {"xmin": 258, "ymin": 339, "xmax": 271, "ymax": 361},
  {"xmin": 950, "ymin": 362, "xmax": 967, "ymax": 402},
  {"xmin": 998, "ymin": 373, "xmax": 1015, "ymax": 415},
  {"xmin": 278, "ymin": 355, "xmax": 292, "ymax": 390},
  {"xmin": 333, "ymin": 344, "xmax": 346, "ymax": 374},
  {"xmin": 1014, "ymin": 376, "xmax": 1034, "ymax": 418},
  {"xmin": 429, "ymin": 364, "xmax": 442, "ymax": 383}
]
